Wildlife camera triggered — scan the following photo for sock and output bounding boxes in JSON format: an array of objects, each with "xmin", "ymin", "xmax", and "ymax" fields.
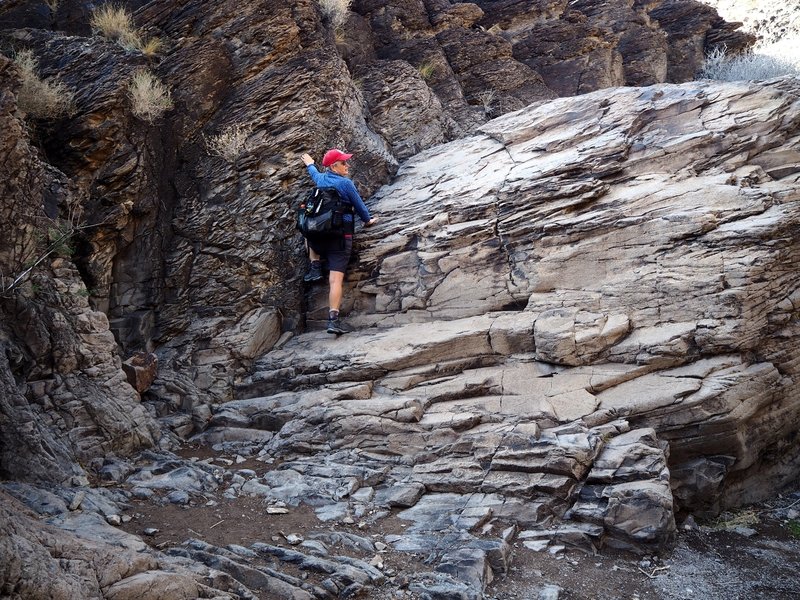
[
  {"xmin": 311, "ymin": 260, "xmax": 320, "ymax": 268},
  {"xmin": 329, "ymin": 309, "xmax": 339, "ymax": 321}
]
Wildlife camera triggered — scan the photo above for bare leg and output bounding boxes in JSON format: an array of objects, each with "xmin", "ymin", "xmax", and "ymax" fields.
[
  {"xmin": 309, "ymin": 248, "xmax": 320, "ymax": 261},
  {"xmin": 329, "ymin": 270, "xmax": 345, "ymax": 312}
]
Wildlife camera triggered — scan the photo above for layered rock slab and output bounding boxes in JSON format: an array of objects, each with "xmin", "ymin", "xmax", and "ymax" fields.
[{"xmin": 242, "ymin": 78, "xmax": 800, "ymax": 557}]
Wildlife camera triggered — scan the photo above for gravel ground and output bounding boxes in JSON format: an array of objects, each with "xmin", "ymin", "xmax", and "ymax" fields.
[{"xmin": 121, "ymin": 447, "xmax": 800, "ymax": 600}]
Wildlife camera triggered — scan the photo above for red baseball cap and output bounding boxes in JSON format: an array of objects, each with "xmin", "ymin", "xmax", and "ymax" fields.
[{"xmin": 322, "ymin": 148, "xmax": 353, "ymax": 167}]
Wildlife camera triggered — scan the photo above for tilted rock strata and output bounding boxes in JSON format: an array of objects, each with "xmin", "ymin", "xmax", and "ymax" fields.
[
  {"xmin": 244, "ymin": 78, "xmax": 800, "ymax": 548},
  {"xmin": 0, "ymin": 0, "xmax": 754, "ymax": 419},
  {"xmin": 0, "ymin": 1, "xmax": 788, "ymax": 597},
  {"xmin": 0, "ymin": 54, "xmax": 159, "ymax": 485}
]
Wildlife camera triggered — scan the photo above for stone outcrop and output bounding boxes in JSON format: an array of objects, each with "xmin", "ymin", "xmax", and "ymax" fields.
[
  {"xmin": 0, "ymin": 53, "xmax": 159, "ymax": 485},
  {"xmin": 0, "ymin": 488, "xmax": 253, "ymax": 599},
  {"xmin": 0, "ymin": 0, "xmax": 793, "ymax": 598},
  {"xmin": 0, "ymin": 0, "xmax": 755, "ymax": 424}
]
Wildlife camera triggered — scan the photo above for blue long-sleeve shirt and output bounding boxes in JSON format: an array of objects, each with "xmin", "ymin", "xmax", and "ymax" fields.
[{"xmin": 306, "ymin": 165, "xmax": 372, "ymax": 224}]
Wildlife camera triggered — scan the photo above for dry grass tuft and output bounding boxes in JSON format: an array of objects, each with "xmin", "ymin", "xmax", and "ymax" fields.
[
  {"xmin": 712, "ymin": 508, "xmax": 761, "ymax": 530},
  {"xmin": 475, "ymin": 89, "xmax": 496, "ymax": 113},
  {"xmin": 204, "ymin": 124, "xmax": 253, "ymax": 162},
  {"xmin": 418, "ymin": 61, "xmax": 436, "ymax": 81},
  {"xmin": 139, "ymin": 37, "xmax": 164, "ymax": 57},
  {"xmin": 90, "ymin": 4, "xmax": 164, "ymax": 55},
  {"xmin": 13, "ymin": 49, "xmax": 75, "ymax": 119},
  {"xmin": 700, "ymin": 45, "xmax": 800, "ymax": 81},
  {"xmin": 90, "ymin": 4, "xmax": 139, "ymax": 48},
  {"xmin": 318, "ymin": 0, "xmax": 353, "ymax": 30},
  {"xmin": 128, "ymin": 69, "xmax": 173, "ymax": 122}
]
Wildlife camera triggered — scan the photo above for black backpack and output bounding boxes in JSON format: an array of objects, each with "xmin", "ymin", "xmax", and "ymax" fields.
[{"xmin": 296, "ymin": 187, "xmax": 354, "ymax": 238}]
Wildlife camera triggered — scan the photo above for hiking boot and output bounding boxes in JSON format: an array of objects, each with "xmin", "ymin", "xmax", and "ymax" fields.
[
  {"xmin": 327, "ymin": 317, "xmax": 352, "ymax": 335},
  {"xmin": 303, "ymin": 263, "xmax": 323, "ymax": 283}
]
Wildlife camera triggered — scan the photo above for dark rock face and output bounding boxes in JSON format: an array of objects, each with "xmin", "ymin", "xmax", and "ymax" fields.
[{"xmin": 0, "ymin": 53, "xmax": 159, "ymax": 484}]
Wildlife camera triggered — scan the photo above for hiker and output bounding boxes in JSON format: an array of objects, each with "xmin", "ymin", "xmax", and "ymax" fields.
[{"xmin": 300, "ymin": 148, "xmax": 377, "ymax": 335}]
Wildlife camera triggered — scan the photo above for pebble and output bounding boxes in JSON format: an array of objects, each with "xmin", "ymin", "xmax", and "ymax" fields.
[
  {"xmin": 267, "ymin": 506, "xmax": 290, "ymax": 514},
  {"xmin": 106, "ymin": 514, "xmax": 121, "ymax": 526},
  {"xmin": 167, "ymin": 490, "xmax": 190, "ymax": 505},
  {"xmin": 682, "ymin": 515, "xmax": 699, "ymax": 530},
  {"xmin": 732, "ymin": 526, "xmax": 757, "ymax": 538},
  {"xmin": 284, "ymin": 533, "xmax": 303, "ymax": 545},
  {"xmin": 143, "ymin": 527, "xmax": 159, "ymax": 536},
  {"xmin": 539, "ymin": 584, "xmax": 562, "ymax": 600},
  {"xmin": 130, "ymin": 487, "xmax": 154, "ymax": 500}
]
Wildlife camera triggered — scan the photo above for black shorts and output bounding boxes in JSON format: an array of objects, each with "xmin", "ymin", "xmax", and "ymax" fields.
[{"xmin": 307, "ymin": 234, "xmax": 353, "ymax": 273}]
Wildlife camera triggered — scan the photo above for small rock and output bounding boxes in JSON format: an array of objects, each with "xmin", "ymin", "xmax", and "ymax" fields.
[
  {"xmin": 732, "ymin": 526, "xmax": 757, "ymax": 538},
  {"xmin": 68, "ymin": 491, "xmax": 85, "ymax": 511},
  {"xmin": 523, "ymin": 540, "xmax": 549, "ymax": 552},
  {"xmin": 342, "ymin": 516, "xmax": 355, "ymax": 524},
  {"xmin": 539, "ymin": 584, "xmax": 562, "ymax": 600},
  {"xmin": 267, "ymin": 506, "xmax": 289, "ymax": 514},
  {"xmin": 787, "ymin": 508, "xmax": 799, "ymax": 519},
  {"xmin": 143, "ymin": 528, "xmax": 159, "ymax": 536},
  {"xmin": 682, "ymin": 515, "xmax": 699, "ymax": 530},
  {"xmin": 369, "ymin": 555, "xmax": 384, "ymax": 569},
  {"xmin": 130, "ymin": 487, "xmax": 154, "ymax": 500},
  {"xmin": 235, "ymin": 454, "xmax": 246, "ymax": 464},
  {"xmin": 106, "ymin": 514, "xmax": 121, "ymax": 526},
  {"xmin": 300, "ymin": 540, "xmax": 329, "ymax": 556},
  {"xmin": 167, "ymin": 490, "xmax": 190, "ymax": 505},
  {"xmin": 121, "ymin": 515, "xmax": 132, "ymax": 523},
  {"xmin": 284, "ymin": 533, "xmax": 303, "ymax": 545},
  {"xmin": 375, "ymin": 541, "xmax": 388, "ymax": 552}
]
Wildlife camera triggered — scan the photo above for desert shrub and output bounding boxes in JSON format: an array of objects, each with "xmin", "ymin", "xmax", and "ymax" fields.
[
  {"xmin": 318, "ymin": 0, "xmax": 352, "ymax": 30},
  {"xmin": 711, "ymin": 508, "xmax": 760, "ymax": 530},
  {"xmin": 475, "ymin": 89, "xmax": 496, "ymax": 111},
  {"xmin": 788, "ymin": 520, "xmax": 800, "ymax": 538},
  {"xmin": 90, "ymin": 4, "xmax": 163, "ymax": 55},
  {"xmin": 139, "ymin": 36, "xmax": 163, "ymax": 57},
  {"xmin": 90, "ymin": 4, "xmax": 140, "ymax": 49},
  {"xmin": 127, "ymin": 69, "xmax": 173, "ymax": 122},
  {"xmin": 418, "ymin": 61, "xmax": 436, "ymax": 81},
  {"xmin": 204, "ymin": 124, "xmax": 253, "ymax": 162},
  {"xmin": 700, "ymin": 45, "xmax": 800, "ymax": 81},
  {"xmin": 12, "ymin": 49, "xmax": 75, "ymax": 118}
]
